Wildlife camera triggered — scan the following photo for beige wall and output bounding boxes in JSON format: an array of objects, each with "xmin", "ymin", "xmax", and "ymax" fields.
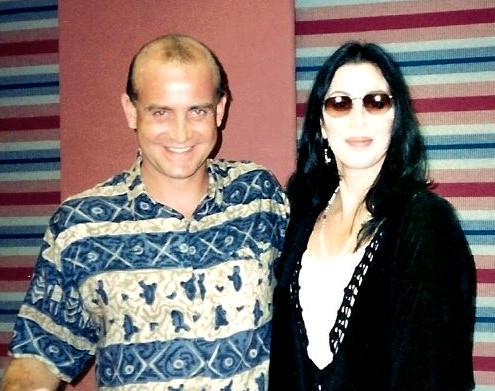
[
  {"xmin": 58, "ymin": 1, "xmax": 295, "ymax": 389},
  {"xmin": 59, "ymin": 1, "xmax": 296, "ymax": 201}
]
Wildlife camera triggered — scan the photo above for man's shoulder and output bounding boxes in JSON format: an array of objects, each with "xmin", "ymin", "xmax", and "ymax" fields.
[
  {"xmin": 49, "ymin": 169, "xmax": 134, "ymax": 232},
  {"xmin": 210, "ymin": 159, "xmax": 278, "ymax": 184},
  {"xmin": 64, "ymin": 169, "xmax": 133, "ymax": 204},
  {"xmin": 210, "ymin": 158, "xmax": 268, "ymax": 172},
  {"xmin": 209, "ymin": 159, "xmax": 288, "ymax": 209}
]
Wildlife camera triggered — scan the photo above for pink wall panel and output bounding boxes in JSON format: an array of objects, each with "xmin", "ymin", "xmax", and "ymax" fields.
[{"xmin": 58, "ymin": 2, "xmax": 295, "ymax": 388}]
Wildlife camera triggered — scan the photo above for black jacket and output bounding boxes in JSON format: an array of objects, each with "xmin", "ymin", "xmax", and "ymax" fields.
[{"xmin": 269, "ymin": 190, "xmax": 476, "ymax": 391}]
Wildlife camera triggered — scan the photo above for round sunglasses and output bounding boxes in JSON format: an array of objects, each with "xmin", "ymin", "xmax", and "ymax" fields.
[{"xmin": 323, "ymin": 93, "xmax": 394, "ymax": 117}]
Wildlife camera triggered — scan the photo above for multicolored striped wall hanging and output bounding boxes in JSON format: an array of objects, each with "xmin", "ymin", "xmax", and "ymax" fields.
[
  {"xmin": 295, "ymin": 0, "xmax": 494, "ymax": 389},
  {"xmin": 0, "ymin": 0, "xmax": 59, "ymax": 381}
]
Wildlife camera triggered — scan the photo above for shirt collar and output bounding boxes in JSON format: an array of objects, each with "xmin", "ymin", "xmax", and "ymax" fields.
[{"xmin": 125, "ymin": 151, "xmax": 221, "ymax": 217}]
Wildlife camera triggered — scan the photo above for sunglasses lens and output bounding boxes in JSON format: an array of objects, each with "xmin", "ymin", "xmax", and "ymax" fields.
[
  {"xmin": 324, "ymin": 96, "xmax": 353, "ymax": 116},
  {"xmin": 323, "ymin": 94, "xmax": 393, "ymax": 116},
  {"xmin": 362, "ymin": 94, "xmax": 392, "ymax": 113}
]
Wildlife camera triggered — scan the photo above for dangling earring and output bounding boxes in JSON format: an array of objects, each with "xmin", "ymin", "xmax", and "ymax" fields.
[{"xmin": 324, "ymin": 147, "xmax": 331, "ymax": 164}]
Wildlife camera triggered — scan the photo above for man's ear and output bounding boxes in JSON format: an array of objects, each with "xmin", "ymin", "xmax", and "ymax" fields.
[
  {"xmin": 216, "ymin": 96, "xmax": 227, "ymax": 128},
  {"xmin": 121, "ymin": 93, "xmax": 137, "ymax": 130}
]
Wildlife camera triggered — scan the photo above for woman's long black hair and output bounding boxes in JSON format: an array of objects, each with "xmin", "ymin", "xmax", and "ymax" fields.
[{"xmin": 287, "ymin": 41, "xmax": 430, "ymax": 243}]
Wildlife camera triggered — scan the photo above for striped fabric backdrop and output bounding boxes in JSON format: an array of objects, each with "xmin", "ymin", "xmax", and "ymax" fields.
[
  {"xmin": 295, "ymin": 0, "xmax": 494, "ymax": 389},
  {"xmin": 0, "ymin": 0, "xmax": 59, "ymax": 381}
]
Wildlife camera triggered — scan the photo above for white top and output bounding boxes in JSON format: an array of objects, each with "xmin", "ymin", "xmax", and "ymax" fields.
[{"xmin": 299, "ymin": 248, "xmax": 365, "ymax": 369}]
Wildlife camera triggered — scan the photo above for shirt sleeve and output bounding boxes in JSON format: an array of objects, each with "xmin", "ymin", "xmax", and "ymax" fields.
[
  {"xmin": 8, "ymin": 205, "xmax": 99, "ymax": 383},
  {"xmin": 389, "ymin": 192, "xmax": 476, "ymax": 391}
]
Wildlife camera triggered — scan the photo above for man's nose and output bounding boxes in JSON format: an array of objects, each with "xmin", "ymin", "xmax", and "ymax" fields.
[{"xmin": 170, "ymin": 115, "xmax": 191, "ymax": 142}]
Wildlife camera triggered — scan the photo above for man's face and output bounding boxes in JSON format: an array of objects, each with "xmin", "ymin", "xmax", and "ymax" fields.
[{"xmin": 122, "ymin": 59, "xmax": 226, "ymax": 190}]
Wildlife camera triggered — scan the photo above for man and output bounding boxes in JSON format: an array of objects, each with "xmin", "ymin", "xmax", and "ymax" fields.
[{"xmin": 1, "ymin": 34, "xmax": 289, "ymax": 391}]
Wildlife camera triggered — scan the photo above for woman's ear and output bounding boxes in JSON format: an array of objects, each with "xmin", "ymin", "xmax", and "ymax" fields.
[{"xmin": 320, "ymin": 123, "xmax": 328, "ymax": 140}]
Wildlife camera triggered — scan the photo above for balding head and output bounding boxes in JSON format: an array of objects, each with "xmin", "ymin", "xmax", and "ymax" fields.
[{"xmin": 126, "ymin": 34, "xmax": 228, "ymax": 104}]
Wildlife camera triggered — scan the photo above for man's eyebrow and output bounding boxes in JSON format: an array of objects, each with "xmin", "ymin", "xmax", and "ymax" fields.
[
  {"xmin": 189, "ymin": 103, "xmax": 216, "ymax": 110},
  {"xmin": 143, "ymin": 103, "xmax": 216, "ymax": 112},
  {"xmin": 144, "ymin": 104, "xmax": 170, "ymax": 112}
]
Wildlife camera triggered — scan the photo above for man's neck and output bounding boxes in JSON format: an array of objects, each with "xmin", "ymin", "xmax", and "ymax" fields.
[{"xmin": 142, "ymin": 169, "xmax": 210, "ymax": 218}]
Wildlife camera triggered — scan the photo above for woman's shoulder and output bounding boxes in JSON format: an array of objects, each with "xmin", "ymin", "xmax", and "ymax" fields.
[
  {"xmin": 381, "ymin": 188, "xmax": 462, "ymax": 241},
  {"xmin": 390, "ymin": 189, "xmax": 466, "ymax": 245},
  {"xmin": 405, "ymin": 189, "xmax": 457, "ymax": 221}
]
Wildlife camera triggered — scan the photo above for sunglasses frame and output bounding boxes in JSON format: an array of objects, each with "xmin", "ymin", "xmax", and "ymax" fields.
[{"xmin": 323, "ymin": 93, "xmax": 394, "ymax": 117}]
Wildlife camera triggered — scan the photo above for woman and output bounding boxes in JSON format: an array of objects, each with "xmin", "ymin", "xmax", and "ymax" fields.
[{"xmin": 269, "ymin": 42, "xmax": 476, "ymax": 391}]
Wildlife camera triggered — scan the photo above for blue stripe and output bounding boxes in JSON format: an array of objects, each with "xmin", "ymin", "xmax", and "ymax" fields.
[
  {"xmin": 0, "ymin": 314, "xmax": 17, "ymax": 322},
  {"xmin": 477, "ymin": 307, "xmax": 495, "ymax": 317},
  {"xmin": 0, "ymin": 149, "xmax": 60, "ymax": 160},
  {"xmin": 475, "ymin": 323, "xmax": 495, "ymax": 332},
  {"xmin": 0, "ymin": 74, "xmax": 59, "ymax": 85},
  {"xmin": 0, "ymin": 0, "xmax": 57, "ymax": 13},
  {"xmin": 0, "ymin": 157, "xmax": 60, "ymax": 165},
  {"xmin": 296, "ymin": 50, "xmax": 495, "ymax": 70},
  {"xmin": 400, "ymin": 61, "xmax": 495, "ymax": 76},
  {"xmin": 0, "ymin": 226, "xmax": 46, "ymax": 236},
  {"xmin": 0, "ymin": 5, "xmax": 56, "ymax": 15},
  {"xmin": 0, "ymin": 9, "xmax": 57, "ymax": 23},
  {"xmin": 296, "ymin": 70, "xmax": 319, "ymax": 81},
  {"xmin": 296, "ymin": 46, "xmax": 495, "ymax": 67},
  {"xmin": 0, "ymin": 238, "xmax": 43, "ymax": 247},
  {"xmin": 476, "ymin": 317, "xmax": 495, "ymax": 323},
  {"xmin": 0, "ymin": 233, "xmax": 44, "ymax": 240},
  {"xmin": 98, "ymin": 323, "xmax": 271, "ymax": 386},
  {"xmin": 392, "ymin": 47, "xmax": 495, "ymax": 62},
  {"xmin": 0, "ymin": 161, "xmax": 60, "ymax": 173},
  {"xmin": 426, "ymin": 149, "xmax": 494, "ymax": 160},
  {"xmin": 466, "ymin": 236, "xmax": 495, "ymax": 246},
  {"xmin": 464, "ymin": 230, "xmax": 495, "ymax": 236},
  {"xmin": 296, "ymin": 58, "xmax": 495, "ymax": 75},
  {"xmin": 0, "ymin": 82, "xmax": 59, "ymax": 93},
  {"xmin": 399, "ymin": 56, "xmax": 495, "ymax": 67},
  {"xmin": 0, "ymin": 82, "xmax": 59, "ymax": 91},
  {"xmin": 425, "ymin": 134, "xmax": 495, "ymax": 145},
  {"xmin": 0, "ymin": 301, "xmax": 23, "ymax": 311},
  {"xmin": 462, "ymin": 221, "xmax": 495, "ymax": 230},
  {"xmin": 0, "ymin": 86, "xmax": 59, "ymax": 98},
  {"xmin": 296, "ymin": 56, "xmax": 495, "ymax": 74},
  {"xmin": 426, "ymin": 143, "xmax": 495, "ymax": 151}
]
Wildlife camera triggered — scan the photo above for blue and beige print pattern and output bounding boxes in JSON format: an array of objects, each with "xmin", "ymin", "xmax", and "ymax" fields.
[{"xmin": 9, "ymin": 158, "xmax": 289, "ymax": 390}]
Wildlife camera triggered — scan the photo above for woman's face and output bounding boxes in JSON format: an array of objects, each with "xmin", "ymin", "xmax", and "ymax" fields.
[{"xmin": 321, "ymin": 62, "xmax": 394, "ymax": 181}]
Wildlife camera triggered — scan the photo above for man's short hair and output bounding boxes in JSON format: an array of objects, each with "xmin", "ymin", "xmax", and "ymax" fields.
[{"xmin": 125, "ymin": 34, "xmax": 229, "ymax": 103}]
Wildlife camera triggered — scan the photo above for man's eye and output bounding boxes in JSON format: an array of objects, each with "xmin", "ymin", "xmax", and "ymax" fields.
[
  {"xmin": 153, "ymin": 110, "xmax": 166, "ymax": 116},
  {"xmin": 192, "ymin": 108, "xmax": 207, "ymax": 116},
  {"xmin": 189, "ymin": 108, "xmax": 212, "ymax": 119}
]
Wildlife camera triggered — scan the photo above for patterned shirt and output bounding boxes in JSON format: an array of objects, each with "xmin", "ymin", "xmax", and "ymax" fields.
[{"xmin": 9, "ymin": 157, "xmax": 289, "ymax": 391}]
